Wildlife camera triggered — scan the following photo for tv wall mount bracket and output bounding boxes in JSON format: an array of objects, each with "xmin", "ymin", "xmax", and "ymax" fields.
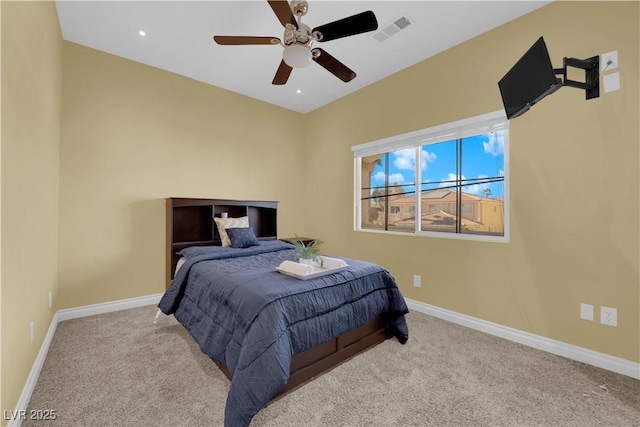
[{"xmin": 554, "ymin": 56, "xmax": 600, "ymax": 99}]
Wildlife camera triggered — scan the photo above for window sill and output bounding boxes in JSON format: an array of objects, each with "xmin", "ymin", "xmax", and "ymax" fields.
[{"xmin": 354, "ymin": 227, "xmax": 509, "ymax": 243}]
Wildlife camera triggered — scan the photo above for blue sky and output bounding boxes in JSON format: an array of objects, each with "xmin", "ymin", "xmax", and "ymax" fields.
[{"xmin": 371, "ymin": 131, "xmax": 505, "ymax": 198}]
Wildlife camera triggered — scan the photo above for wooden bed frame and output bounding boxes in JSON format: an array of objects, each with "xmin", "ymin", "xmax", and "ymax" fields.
[{"xmin": 165, "ymin": 197, "xmax": 393, "ymax": 400}]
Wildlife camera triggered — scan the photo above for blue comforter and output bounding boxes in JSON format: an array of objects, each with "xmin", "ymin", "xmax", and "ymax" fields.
[{"xmin": 159, "ymin": 240, "xmax": 408, "ymax": 426}]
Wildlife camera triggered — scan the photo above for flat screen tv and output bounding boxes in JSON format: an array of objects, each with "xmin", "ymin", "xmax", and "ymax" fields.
[{"xmin": 498, "ymin": 37, "xmax": 563, "ymax": 119}]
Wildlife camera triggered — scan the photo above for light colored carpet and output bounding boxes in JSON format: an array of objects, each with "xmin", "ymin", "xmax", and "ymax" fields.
[{"xmin": 25, "ymin": 305, "xmax": 639, "ymax": 426}]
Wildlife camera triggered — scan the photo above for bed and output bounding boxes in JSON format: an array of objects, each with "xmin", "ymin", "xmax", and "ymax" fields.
[{"xmin": 159, "ymin": 198, "xmax": 409, "ymax": 427}]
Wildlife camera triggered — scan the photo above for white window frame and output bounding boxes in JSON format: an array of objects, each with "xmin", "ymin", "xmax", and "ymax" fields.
[{"xmin": 353, "ymin": 110, "xmax": 510, "ymax": 243}]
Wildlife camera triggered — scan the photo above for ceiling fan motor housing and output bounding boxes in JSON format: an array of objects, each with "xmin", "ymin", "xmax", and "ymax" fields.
[{"xmin": 283, "ymin": 22, "xmax": 312, "ymax": 47}]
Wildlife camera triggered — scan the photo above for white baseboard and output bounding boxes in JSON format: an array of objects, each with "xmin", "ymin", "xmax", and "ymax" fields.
[
  {"xmin": 405, "ymin": 298, "xmax": 640, "ymax": 380},
  {"xmin": 9, "ymin": 293, "xmax": 164, "ymax": 427},
  {"xmin": 57, "ymin": 293, "xmax": 163, "ymax": 321},
  {"xmin": 8, "ymin": 312, "xmax": 60, "ymax": 427}
]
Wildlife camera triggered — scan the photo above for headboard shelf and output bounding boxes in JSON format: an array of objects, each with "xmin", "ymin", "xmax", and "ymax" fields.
[{"xmin": 166, "ymin": 198, "xmax": 278, "ymax": 289}]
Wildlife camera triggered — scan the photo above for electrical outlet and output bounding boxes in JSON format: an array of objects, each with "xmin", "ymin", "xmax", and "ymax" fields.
[
  {"xmin": 580, "ymin": 303, "xmax": 594, "ymax": 321},
  {"xmin": 603, "ymin": 72, "xmax": 621, "ymax": 93},
  {"xmin": 601, "ymin": 50, "xmax": 618, "ymax": 72},
  {"xmin": 600, "ymin": 306, "xmax": 617, "ymax": 327},
  {"xmin": 30, "ymin": 321, "xmax": 34, "ymax": 343},
  {"xmin": 413, "ymin": 274, "xmax": 421, "ymax": 288}
]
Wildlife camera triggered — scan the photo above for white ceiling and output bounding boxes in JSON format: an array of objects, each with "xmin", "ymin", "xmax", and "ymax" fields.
[{"xmin": 55, "ymin": 1, "xmax": 550, "ymax": 114}]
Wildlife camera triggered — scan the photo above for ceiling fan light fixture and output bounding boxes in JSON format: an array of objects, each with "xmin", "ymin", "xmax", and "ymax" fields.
[
  {"xmin": 283, "ymin": 44, "xmax": 311, "ymax": 68},
  {"xmin": 213, "ymin": 1, "xmax": 379, "ymax": 85}
]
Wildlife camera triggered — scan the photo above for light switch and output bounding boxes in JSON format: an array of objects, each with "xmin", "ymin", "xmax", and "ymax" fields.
[
  {"xmin": 603, "ymin": 72, "xmax": 621, "ymax": 93},
  {"xmin": 580, "ymin": 303, "xmax": 594, "ymax": 321}
]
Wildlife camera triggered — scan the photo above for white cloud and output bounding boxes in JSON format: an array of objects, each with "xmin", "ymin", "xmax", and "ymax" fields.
[
  {"xmin": 421, "ymin": 149, "xmax": 437, "ymax": 170},
  {"xmin": 393, "ymin": 149, "xmax": 415, "ymax": 170},
  {"xmin": 483, "ymin": 132, "xmax": 504, "ymax": 156},
  {"xmin": 392, "ymin": 148, "xmax": 437, "ymax": 171},
  {"xmin": 438, "ymin": 173, "xmax": 459, "ymax": 190},
  {"xmin": 463, "ymin": 174, "xmax": 490, "ymax": 195},
  {"xmin": 388, "ymin": 173, "xmax": 405, "ymax": 184},
  {"xmin": 439, "ymin": 173, "xmax": 492, "ymax": 196},
  {"xmin": 374, "ymin": 171, "xmax": 405, "ymax": 184}
]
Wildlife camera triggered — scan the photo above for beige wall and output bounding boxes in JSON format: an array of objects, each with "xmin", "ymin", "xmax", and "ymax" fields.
[
  {"xmin": 58, "ymin": 42, "xmax": 307, "ymax": 308},
  {"xmin": 1, "ymin": 0, "xmax": 63, "ymax": 419},
  {"xmin": 304, "ymin": 1, "xmax": 639, "ymax": 362},
  {"xmin": 1, "ymin": 0, "xmax": 638, "ymax": 416},
  {"xmin": 1, "ymin": 1, "xmax": 3, "ymax": 415}
]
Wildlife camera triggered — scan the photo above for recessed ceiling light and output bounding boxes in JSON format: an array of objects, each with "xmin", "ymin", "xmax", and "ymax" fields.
[
  {"xmin": 296, "ymin": 89, "xmax": 302, "ymax": 94},
  {"xmin": 138, "ymin": 30, "xmax": 146, "ymax": 36}
]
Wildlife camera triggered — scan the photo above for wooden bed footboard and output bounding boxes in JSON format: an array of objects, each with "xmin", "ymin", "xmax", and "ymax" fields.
[{"xmin": 213, "ymin": 314, "xmax": 392, "ymax": 401}]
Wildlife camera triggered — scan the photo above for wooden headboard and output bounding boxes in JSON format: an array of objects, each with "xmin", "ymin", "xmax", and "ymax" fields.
[{"xmin": 165, "ymin": 197, "xmax": 278, "ymax": 289}]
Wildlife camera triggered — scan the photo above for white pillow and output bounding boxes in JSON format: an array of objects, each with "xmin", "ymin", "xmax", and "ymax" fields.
[
  {"xmin": 214, "ymin": 216, "xmax": 249, "ymax": 247},
  {"xmin": 174, "ymin": 257, "xmax": 186, "ymax": 277}
]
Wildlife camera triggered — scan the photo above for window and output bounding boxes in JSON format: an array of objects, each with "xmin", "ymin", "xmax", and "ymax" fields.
[{"xmin": 353, "ymin": 111, "xmax": 509, "ymax": 242}]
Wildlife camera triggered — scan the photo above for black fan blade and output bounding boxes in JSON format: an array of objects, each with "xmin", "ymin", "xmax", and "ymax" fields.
[
  {"xmin": 267, "ymin": 0, "xmax": 298, "ymax": 29},
  {"xmin": 312, "ymin": 10, "xmax": 377, "ymax": 42},
  {"xmin": 272, "ymin": 60, "xmax": 293, "ymax": 85},
  {"xmin": 312, "ymin": 48, "xmax": 356, "ymax": 82},
  {"xmin": 214, "ymin": 36, "xmax": 280, "ymax": 45}
]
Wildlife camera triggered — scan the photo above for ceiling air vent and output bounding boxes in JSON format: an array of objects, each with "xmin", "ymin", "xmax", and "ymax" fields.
[{"xmin": 373, "ymin": 16, "xmax": 412, "ymax": 43}]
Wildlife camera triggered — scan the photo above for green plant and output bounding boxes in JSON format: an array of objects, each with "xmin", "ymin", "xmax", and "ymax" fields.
[{"xmin": 292, "ymin": 239, "xmax": 323, "ymax": 261}]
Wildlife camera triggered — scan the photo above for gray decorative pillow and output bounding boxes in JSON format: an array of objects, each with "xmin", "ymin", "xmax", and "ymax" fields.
[
  {"xmin": 213, "ymin": 216, "xmax": 249, "ymax": 247},
  {"xmin": 226, "ymin": 227, "xmax": 261, "ymax": 249}
]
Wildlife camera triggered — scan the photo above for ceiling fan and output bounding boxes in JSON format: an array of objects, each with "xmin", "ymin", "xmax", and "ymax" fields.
[{"xmin": 213, "ymin": 0, "xmax": 378, "ymax": 85}]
